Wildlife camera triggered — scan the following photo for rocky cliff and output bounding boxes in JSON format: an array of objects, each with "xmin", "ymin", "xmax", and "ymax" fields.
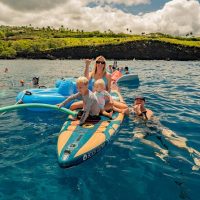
[{"xmin": 17, "ymin": 40, "xmax": 200, "ymax": 60}]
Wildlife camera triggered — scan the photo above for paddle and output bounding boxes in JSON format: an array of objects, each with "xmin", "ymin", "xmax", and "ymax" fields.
[{"xmin": 0, "ymin": 103, "xmax": 77, "ymax": 117}]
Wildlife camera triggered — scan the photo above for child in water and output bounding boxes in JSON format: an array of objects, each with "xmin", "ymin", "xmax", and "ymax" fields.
[
  {"xmin": 94, "ymin": 79, "xmax": 113, "ymax": 119},
  {"xmin": 57, "ymin": 77, "xmax": 100, "ymax": 126}
]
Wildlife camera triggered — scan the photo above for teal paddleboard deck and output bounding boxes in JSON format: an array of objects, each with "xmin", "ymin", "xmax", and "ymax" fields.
[{"xmin": 57, "ymin": 90, "xmax": 125, "ymax": 168}]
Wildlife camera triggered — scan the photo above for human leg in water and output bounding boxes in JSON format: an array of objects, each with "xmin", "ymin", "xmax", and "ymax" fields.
[
  {"xmin": 151, "ymin": 118, "xmax": 200, "ymax": 170},
  {"xmin": 132, "ymin": 116, "xmax": 200, "ymax": 170},
  {"xmin": 160, "ymin": 128, "xmax": 200, "ymax": 171},
  {"xmin": 133, "ymin": 127, "xmax": 169, "ymax": 162}
]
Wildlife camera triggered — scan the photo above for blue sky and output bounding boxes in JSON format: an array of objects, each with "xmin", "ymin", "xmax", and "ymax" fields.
[
  {"xmin": 0, "ymin": 0, "xmax": 200, "ymax": 35},
  {"xmin": 119, "ymin": 0, "xmax": 171, "ymax": 14},
  {"xmin": 89, "ymin": 0, "xmax": 171, "ymax": 14},
  {"xmin": 89, "ymin": 0, "xmax": 200, "ymax": 15}
]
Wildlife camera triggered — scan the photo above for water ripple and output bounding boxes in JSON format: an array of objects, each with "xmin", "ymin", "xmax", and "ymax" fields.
[{"xmin": 0, "ymin": 60, "xmax": 200, "ymax": 200}]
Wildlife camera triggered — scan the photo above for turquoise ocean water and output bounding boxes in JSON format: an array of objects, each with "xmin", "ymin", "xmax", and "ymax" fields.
[{"xmin": 0, "ymin": 60, "xmax": 200, "ymax": 200}]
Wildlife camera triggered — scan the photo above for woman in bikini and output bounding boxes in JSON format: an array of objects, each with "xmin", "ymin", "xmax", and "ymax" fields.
[{"xmin": 71, "ymin": 55, "xmax": 128, "ymax": 112}]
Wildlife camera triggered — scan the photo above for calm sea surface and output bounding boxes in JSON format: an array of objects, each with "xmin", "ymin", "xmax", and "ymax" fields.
[{"xmin": 0, "ymin": 59, "xmax": 200, "ymax": 200}]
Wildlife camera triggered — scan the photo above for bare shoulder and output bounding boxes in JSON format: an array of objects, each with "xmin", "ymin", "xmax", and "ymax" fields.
[
  {"xmin": 89, "ymin": 71, "xmax": 93, "ymax": 79},
  {"xmin": 106, "ymin": 72, "xmax": 111, "ymax": 78},
  {"xmin": 146, "ymin": 109, "xmax": 153, "ymax": 119}
]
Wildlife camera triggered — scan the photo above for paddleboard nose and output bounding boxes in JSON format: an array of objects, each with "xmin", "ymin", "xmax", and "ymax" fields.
[{"xmin": 58, "ymin": 150, "xmax": 79, "ymax": 168}]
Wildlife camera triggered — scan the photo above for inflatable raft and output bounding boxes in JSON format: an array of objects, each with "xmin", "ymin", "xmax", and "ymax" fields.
[
  {"xmin": 111, "ymin": 70, "xmax": 139, "ymax": 85},
  {"xmin": 16, "ymin": 75, "xmax": 138, "ymax": 112},
  {"xmin": 16, "ymin": 78, "xmax": 78, "ymax": 111},
  {"xmin": 16, "ymin": 78, "xmax": 96, "ymax": 111},
  {"xmin": 117, "ymin": 74, "xmax": 139, "ymax": 84},
  {"xmin": 57, "ymin": 90, "xmax": 124, "ymax": 168}
]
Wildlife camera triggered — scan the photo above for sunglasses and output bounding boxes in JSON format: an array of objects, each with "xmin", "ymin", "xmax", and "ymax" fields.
[{"xmin": 96, "ymin": 61, "xmax": 105, "ymax": 64}]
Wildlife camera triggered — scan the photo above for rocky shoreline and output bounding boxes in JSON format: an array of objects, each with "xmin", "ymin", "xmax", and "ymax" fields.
[{"xmin": 16, "ymin": 40, "xmax": 200, "ymax": 60}]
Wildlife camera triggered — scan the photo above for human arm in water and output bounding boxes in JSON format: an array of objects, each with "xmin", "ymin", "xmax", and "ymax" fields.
[
  {"xmin": 125, "ymin": 102, "xmax": 152, "ymax": 120},
  {"xmin": 133, "ymin": 104, "xmax": 148, "ymax": 120}
]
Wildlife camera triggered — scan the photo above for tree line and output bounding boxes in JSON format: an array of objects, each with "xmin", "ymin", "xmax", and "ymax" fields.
[{"xmin": 0, "ymin": 25, "xmax": 199, "ymax": 59}]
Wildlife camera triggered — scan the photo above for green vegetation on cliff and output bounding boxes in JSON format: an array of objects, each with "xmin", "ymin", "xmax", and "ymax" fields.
[{"xmin": 0, "ymin": 25, "xmax": 199, "ymax": 58}]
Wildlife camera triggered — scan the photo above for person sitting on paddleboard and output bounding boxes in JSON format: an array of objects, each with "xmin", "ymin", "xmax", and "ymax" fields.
[
  {"xmin": 68, "ymin": 55, "xmax": 128, "ymax": 113},
  {"xmin": 94, "ymin": 79, "xmax": 113, "ymax": 119},
  {"xmin": 94, "ymin": 79, "xmax": 129, "ymax": 118},
  {"xmin": 69, "ymin": 56, "xmax": 112, "ymax": 111},
  {"xmin": 85, "ymin": 55, "xmax": 112, "ymax": 92},
  {"xmin": 57, "ymin": 77, "xmax": 100, "ymax": 126},
  {"xmin": 125, "ymin": 96, "xmax": 153, "ymax": 120}
]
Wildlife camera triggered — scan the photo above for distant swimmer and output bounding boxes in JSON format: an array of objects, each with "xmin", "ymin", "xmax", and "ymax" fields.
[
  {"xmin": 124, "ymin": 66, "xmax": 130, "ymax": 74},
  {"xmin": 32, "ymin": 77, "xmax": 39, "ymax": 86},
  {"xmin": 113, "ymin": 60, "xmax": 117, "ymax": 68},
  {"xmin": 108, "ymin": 64, "xmax": 113, "ymax": 73},
  {"xmin": 0, "ymin": 83, "xmax": 6, "ymax": 88},
  {"xmin": 126, "ymin": 96, "xmax": 200, "ymax": 171},
  {"xmin": 20, "ymin": 80, "xmax": 25, "ymax": 87},
  {"xmin": 4, "ymin": 67, "xmax": 8, "ymax": 73},
  {"xmin": 31, "ymin": 77, "xmax": 46, "ymax": 88}
]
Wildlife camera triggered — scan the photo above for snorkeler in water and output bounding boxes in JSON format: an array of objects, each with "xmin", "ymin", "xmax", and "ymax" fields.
[{"xmin": 128, "ymin": 96, "xmax": 200, "ymax": 171}]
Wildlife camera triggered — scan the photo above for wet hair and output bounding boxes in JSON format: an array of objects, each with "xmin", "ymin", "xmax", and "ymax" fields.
[
  {"xmin": 32, "ymin": 77, "xmax": 39, "ymax": 85},
  {"xmin": 125, "ymin": 66, "xmax": 129, "ymax": 71},
  {"xmin": 135, "ymin": 96, "xmax": 145, "ymax": 102}
]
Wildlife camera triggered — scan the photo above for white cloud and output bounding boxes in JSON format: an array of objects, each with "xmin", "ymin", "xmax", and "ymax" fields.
[
  {"xmin": 0, "ymin": 0, "xmax": 150, "ymax": 11},
  {"xmin": 88, "ymin": 0, "xmax": 151, "ymax": 6},
  {"xmin": 0, "ymin": 0, "xmax": 66, "ymax": 11},
  {"xmin": 141, "ymin": 0, "xmax": 200, "ymax": 35},
  {"xmin": 0, "ymin": 0, "xmax": 199, "ymax": 35}
]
